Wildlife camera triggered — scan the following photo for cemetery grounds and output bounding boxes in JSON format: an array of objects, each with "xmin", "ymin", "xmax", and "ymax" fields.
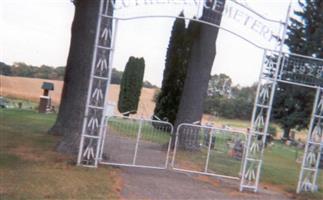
[{"xmin": 0, "ymin": 102, "xmax": 322, "ymax": 199}]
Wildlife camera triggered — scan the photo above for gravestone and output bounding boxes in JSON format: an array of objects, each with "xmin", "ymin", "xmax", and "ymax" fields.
[
  {"xmin": 203, "ymin": 130, "xmax": 216, "ymax": 149},
  {"xmin": 203, "ymin": 124, "xmax": 216, "ymax": 149},
  {"xmin": 231, "ymin": 139, "xmax": 244, "ymax": 160}
]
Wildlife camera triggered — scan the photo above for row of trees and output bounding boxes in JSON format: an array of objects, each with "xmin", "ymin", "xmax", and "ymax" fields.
[
  {"xmin": 156, "ymin": 69, "xmax": 256, "ymax": 121},
  {"xmin": 204, "ymin": 80, "xmax": 256, "ymax": 120},
  {"xmin": 0, "ymin": 61, "xmax": 156, "ymax": 88},
  {"xmin": 154, "ymin": 70, "xmax": 257, "ymax": 120},
  {"xmin": 154, "ymin": 69, "xmax": 255, "ymax": 121},
  {"xmin": 0, "ymin": 62, "xmax": 65, "ymax": 80}
]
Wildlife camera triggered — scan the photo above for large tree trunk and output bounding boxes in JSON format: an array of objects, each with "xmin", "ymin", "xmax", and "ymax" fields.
[
  {"xmin": 175, "ymin": 0, "xmax": 226, "ymax": 149},
  {"xmin": 48, "ymin": 0, "xmax": 103, "ymax": 155},
  {"xmin": 282, "ymin": 127, "xmax": 291, "ymax": 140}
]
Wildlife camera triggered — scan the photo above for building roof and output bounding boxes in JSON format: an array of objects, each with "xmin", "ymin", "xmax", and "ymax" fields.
[{"xmin": 41, "ymin": 82, "xmax": 54, "ymax": 90}]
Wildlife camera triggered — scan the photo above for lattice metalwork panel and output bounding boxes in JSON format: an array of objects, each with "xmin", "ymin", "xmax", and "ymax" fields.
[
  {"xmin": 297, "ymin": 88, "xmax": 323, "ymax": 193},
  {"xmin": 279, "ymin": 55, "xmax": 323, "ymax": 87},
  {"xmin": 77, "ymin": 0, "xmax": 117, "ymax": 167},
  {"xmin": 264, "ymin": 53, "xmax": 323, "ymax": 87},
  {"xmin": 240, "ymin": 50, "xmax": 281, "ymax": 191}
]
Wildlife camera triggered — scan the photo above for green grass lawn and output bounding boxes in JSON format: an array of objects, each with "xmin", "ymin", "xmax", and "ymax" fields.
[
  {"xmin": 0, "ymin": 109, "xmax": 120, "ymax": 199},
  {"xmin": 174, "ymin": 140, "xmax": 323, "ymax": 199},
  {"xmin": 1, "ymin": 108, "xmax": 321, "ymax": 199},
  {"xmin": 262, "ymin": 142, "xmax": 323, "ymax": 199},
  {"xmin": 2, "ymin": 97, "xmax": 38, "ymax": 110},
  {"xmin": 174, "ymin": 148, "xmax": 243, "ymax": 176}
]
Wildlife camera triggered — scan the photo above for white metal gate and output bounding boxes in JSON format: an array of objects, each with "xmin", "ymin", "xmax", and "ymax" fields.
[
  {"xmin": 172, "ymin": 123, "xmax": 247, "ymax": 180},
  {"xmin": 99, "ymin": 116, "xmax": 173, "ymax": 169}
]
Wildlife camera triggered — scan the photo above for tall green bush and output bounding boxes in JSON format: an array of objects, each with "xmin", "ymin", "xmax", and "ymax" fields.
[
  {"xmin": 118, "ymin": 57, "xmax": 145, "ymax": 115},
  {"xmin": 153, "ymin": 12, "xmax": 187, "ymax": 124}
]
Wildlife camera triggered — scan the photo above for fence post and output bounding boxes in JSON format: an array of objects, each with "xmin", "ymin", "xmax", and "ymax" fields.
[
  {"xmin": 171, "ymin": 125, "xmax": 181, "ymax": 168},
  {"xmin": 204, "ymin": 130, "xmax": 213, "ymax": 173},
  {"xmin": 165, "ymin": 124, "xmax": 174, "ymax": 168},
  {"xmin": 133, "ymin": 117, "xmax": 143, "ymax": 165}
]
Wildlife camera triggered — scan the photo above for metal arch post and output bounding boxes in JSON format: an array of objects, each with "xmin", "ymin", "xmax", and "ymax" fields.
[
  {"xmin": 77, "ymin": 0, "xmax": 118, "ymax": 167},
  {"xmin": 297, "ymin": 87, "xmax": 322, "ymax": 193},
  {"xmin": 254, "ymin": 52, "xmax": 289, "ymax": 191},
  {"xmin": 309, "ymin": 88, "xmax": 323, "ymax": 192},
  {"xmin": 240, "ymin": 2, "xmax": 291, "ymax": 192},
  {"xmin": 312, "ymin": 121, "xmax": 323, "ymax": 190},
  {"xmin": 97, "ymin": 18, "xmax": 119, "ymax": 164},
  {"xmin": 254, "ymin": 2, "xmax": 292, "ymax": 191},
  {"xmin": 254, "ymin": 53, "xmax": 282, "ymax": 191},
  {"xmin": 239, "ymin": 49, "xmax": 267, "ymax": 191},
  {"xmin": 77, "ymin": 0, "xmax": 106, "ymax": 166}
]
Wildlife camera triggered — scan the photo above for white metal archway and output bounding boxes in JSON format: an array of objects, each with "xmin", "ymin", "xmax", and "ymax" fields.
[{"xmin": 76, "ymin": 0, "xmax": 323, "ymax": 194}]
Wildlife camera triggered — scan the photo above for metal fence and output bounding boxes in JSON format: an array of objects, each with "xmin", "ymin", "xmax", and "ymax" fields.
[
  {"xmin": 172, "ymin": 123, "xmax": 247, "ymax": 180},
  {"xmin": 99, "ymin": 116, "xmax": 248, "ymax": 182},
  {"xmin": 99, "ymin": 116, "xmax": 173, "ymax": 169}
]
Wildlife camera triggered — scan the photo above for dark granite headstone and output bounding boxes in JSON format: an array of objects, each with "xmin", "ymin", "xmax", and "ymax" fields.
[{"xmin": 232, "ymin": 139, "xmax": 244, "ymax": 160}]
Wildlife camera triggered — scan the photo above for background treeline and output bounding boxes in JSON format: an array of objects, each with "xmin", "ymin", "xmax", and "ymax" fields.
[
  {"xmin": 203, "ymin": 73, "xmax": 256, "ymax": 120},
  {"xmin": 0, "ymin": 61, "xmax": 157, "ymax": 88},
  {"xmin": 0, "ymin": 62, "xmax": 65, "ymax": 80},
  {"xmin": 153, "ymin": 71, "xmax": 257, "ymax": 121}
]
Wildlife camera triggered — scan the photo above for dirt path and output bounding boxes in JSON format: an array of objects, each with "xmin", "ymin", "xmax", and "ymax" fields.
[
  {"xmin": 103, "ymin": 132, "xmax": 291, "ymax": 200},
  {"xmin": 103, "ymin": 132, "xmax": 169, "ymax": 167},
  {"xmin": 113, "ymin": 166, "xmax": 291, "ymax": 200}
]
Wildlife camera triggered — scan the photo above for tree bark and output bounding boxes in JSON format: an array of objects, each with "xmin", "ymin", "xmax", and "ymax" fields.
[
  {"xmin": 48, "ymin": 0, "xmax": 103, "ymax": 155},
  {"xmin": 175, "ymin": 0, "xmax": 226, "ymax": 149},
  {"xmin": 282, "ymin": 127, "xmax": 290, "ymax": 140}
]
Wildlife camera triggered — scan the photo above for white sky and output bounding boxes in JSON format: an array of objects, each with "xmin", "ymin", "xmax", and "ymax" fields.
[{"xmin": 1, "ymin": 0, "xmax": 299, "ymax": 86}]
